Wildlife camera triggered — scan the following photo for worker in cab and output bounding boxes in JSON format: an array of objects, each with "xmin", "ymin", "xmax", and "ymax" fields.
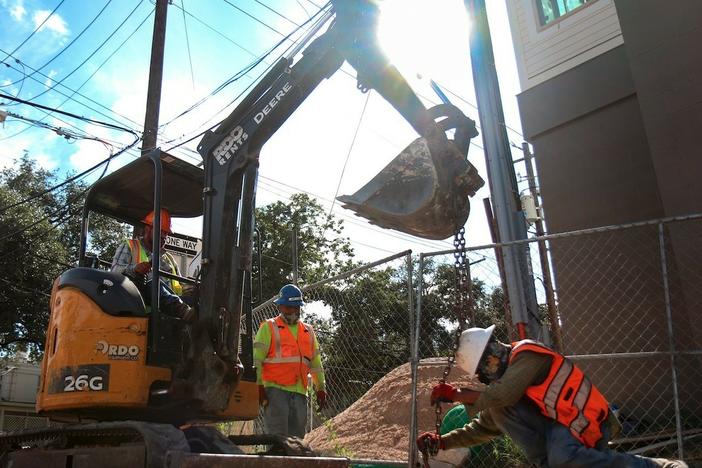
[
  {"xmin": 111, "ymin": 209, "xmax": 195, "ymax": 322},
  {"xmin": 417, "ymin": 326, "xmax": 687, "ymax": 468},
  {"xmin": 254, "ymin": 284, "xmax": 326, "ymax": 438}
]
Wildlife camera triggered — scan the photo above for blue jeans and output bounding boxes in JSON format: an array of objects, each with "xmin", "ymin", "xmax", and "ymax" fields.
[
  {"xmin": 488, "ymin": 399, "xmax": 659, "ymax": 468},
  {"xmin": 263, "ymin": 387, "xmax": 307, "ymax": 438}
]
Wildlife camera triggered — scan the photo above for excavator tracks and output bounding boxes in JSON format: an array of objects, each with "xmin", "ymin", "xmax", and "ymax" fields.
[{"xmin": 0, "ymin": 421, "xmax": 350, "ymax": 468}]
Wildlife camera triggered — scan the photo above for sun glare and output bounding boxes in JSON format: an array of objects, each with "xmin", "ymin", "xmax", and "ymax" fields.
[{"xmin": 378, "ymin": 0, "xmax": 471, "ymax": 79}]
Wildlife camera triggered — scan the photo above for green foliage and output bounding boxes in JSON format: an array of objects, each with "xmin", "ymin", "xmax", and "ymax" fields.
[
  {"xmin": 0, "ymin": 155, "xmax": 130, "ymax": 358},
  {"xmin": 255, "ymin": 193, "xmax": 355, "ymax": 300}
]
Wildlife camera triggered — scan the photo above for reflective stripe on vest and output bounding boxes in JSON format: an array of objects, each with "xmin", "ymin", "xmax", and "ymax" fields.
[
  {"xmin": 510, "ymin": 340, "xmax": 610, "ymax": 448},
  {"xmin": 262, "ymin": 316, "xmax": 314, "ymax": 388},
  {"xmin": 127, "ymin": 238, "xmax": 182, "ymax": 295}
]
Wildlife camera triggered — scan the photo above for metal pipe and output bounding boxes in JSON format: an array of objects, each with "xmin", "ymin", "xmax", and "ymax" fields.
[
  {"xmin": 148, "ymin": 150, "xmax": 163, "ymax": 355},
  {"xmin": 465, "ymin": 0, "xmax": 540, "ymax": 338},
  {"xmin": 658, "ymin": 222, "xmax": 684, "ymax": 459},
  {"xmin": 483, "ymin": 197, "xmax": 514, "ymax": 341},
  {"xmin": 406, "ymin": 251, "xmax": 416, "ymax": 468},
  {"xmin": 522, "ymin": 142, "xmax": 562, "ymax": 351},
  {"xmin": 409, "ymin": 253, "xmax": 424, "ymax": 468},
  {"xmin": 422, "ymin": 212, "xmax": 702, "ymax": 258},
  {"xmin": 565, "ymin": 351, "xmax": 702, "ymax": 361}
]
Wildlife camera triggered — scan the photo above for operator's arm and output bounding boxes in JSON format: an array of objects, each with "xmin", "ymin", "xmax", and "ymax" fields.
[
  {"xmin": 253, "ymin": 322, "xmax": 271, "ymax": 385},
  {"xmin": 111, "ymin": 241, "xmax": 136, "ymax": 276},
  {"xmin": 464, "ymin": 352, "xmax": 551, "ymax": 415},
  {"xmin": 441, "ymin": 410, "xmax": 503, "ymax": 449},
  {"xmin": 310, "ymin": 333, "xmax": 325, "ymax": 391}
]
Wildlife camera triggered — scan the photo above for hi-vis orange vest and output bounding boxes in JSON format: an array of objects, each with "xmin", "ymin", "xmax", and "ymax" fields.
[
  {"xmin": 262, "ymin": 316, "xmax": 315, "ymax": 388},
  {"xmin": 127, "ymin": 238, "xmax": 182, "ymax": 295},
  {"xmin": 510, "ymin": 340, "xmax": 610, "ymax": 448}
]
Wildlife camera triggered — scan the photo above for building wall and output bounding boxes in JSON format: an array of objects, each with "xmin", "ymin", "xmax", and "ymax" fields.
[
  {"xmin": 0, "ymin": 363, "xmax": 40, "ymax": 404},
  {"xmin": 505, "ymin": 0, "xmax": 702, "ymax": 417},
  {"xmin": 506, "ymin": 0, "xmax": 623, "ymax": 90}
]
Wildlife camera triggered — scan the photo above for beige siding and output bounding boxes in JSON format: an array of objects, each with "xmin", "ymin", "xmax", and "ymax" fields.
[{"xmin": 505, "ymin": 0, "xmax": 623, "ymax": 90}]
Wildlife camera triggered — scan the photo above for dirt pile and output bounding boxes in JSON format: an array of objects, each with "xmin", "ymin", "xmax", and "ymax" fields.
[{"xmin": 304, "ymin": 358, "xmax": 482, "ymax": 461}]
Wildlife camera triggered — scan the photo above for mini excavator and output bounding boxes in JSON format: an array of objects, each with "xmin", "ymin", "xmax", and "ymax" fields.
[{"xmin": 0, "ymin": 1, "xmax": 483, "ymax": 466}]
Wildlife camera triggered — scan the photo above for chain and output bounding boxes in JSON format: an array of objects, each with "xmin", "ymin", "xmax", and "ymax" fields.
[{"xmin": 433, "ymin": 227, "xmax": 472, "ymax": 437}]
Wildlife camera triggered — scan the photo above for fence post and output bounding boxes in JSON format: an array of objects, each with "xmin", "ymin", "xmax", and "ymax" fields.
[
  {"xmin": 658, "ymin": 222, "xmax": 684, "ymax": 459},
  {"xmin": 408, "ymin": 253, "xmax": 423, "ymax": 468}
]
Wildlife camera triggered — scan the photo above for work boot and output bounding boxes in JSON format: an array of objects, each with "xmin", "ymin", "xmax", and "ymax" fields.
[
  {"xmin": 649, "ymin": 458, "xmax": 689, "ymax": 468},
  {"xmin": 165, "ymin": 301, "xmax": 196, "ymax": 322}
]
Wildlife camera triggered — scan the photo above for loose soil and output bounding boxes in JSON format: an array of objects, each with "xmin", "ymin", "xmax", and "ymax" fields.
[{"xmin": 304, "ymin": 358, "xmax": 483, "ymax": 461}]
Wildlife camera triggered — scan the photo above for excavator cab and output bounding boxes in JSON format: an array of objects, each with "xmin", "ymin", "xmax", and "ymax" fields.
[{"xmin": 36, "ymin": 150, "xmax": 259, "ymax": 424}]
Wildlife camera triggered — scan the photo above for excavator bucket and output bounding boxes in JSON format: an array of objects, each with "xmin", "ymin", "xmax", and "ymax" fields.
[{"xmin": 337, "ymin": 109, "xmax": 485, "ymax": 240}]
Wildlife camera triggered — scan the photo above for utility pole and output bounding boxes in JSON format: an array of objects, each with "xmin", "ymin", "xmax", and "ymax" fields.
[
  {"xmin": 464, "ymin": 0, "xmax": 541, "ymax": 339},
  {"xmin": 141, "ymin": 0, "xmax": 169, "ymax": 155},
  {"xmin": 522, "ymin": 142, "xmax": 563, "ymax": 351}
]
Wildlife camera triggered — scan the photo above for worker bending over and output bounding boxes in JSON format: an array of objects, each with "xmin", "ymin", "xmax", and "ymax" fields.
[{"xmin": 417, "ymin": 325, "xmax": 687, "ymax": 468}]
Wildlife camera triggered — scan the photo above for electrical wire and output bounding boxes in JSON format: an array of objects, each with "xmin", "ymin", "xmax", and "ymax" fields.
[
  {"xmin": 180, "ymin": 0, "xmax": 196, "ymax": 90},
  {"xmin": 220, "ymin": 0, "xmax": 287, "ymax": 38},
  {"xmin": 253, "ymin": 0, "xmax": 302, "ymax": 27},
  {"xmin": 164, "ymin": 3, "xmax": 331, "ymax": 152},
  {"xmin": 0, "ymin": 92, "xmax": 140, "ymax": 138},
  {"xmin": 0, "ymin": 56, "xmax": 142, "ymax": 142},
  {"xmin": 0, "ymin": 0, "xmax": 67, "ymax": 76},
  {"xmin": 328, "ymin": 91, "xmax": 370, "ymax": 217},
  {"xmin": 3, "ymin": 0, "xmax": 114, "ymax": 88},
  {"xmin": 1, "ymin": 110, "xmax": 116, "ymax": 146},
  {"xmin": 0, "ymin": 124, "xmax": 139, "ymax": 214},
  {"xmin": 26, "ymin": 0, "xmax": 145, "ymax": 105}
]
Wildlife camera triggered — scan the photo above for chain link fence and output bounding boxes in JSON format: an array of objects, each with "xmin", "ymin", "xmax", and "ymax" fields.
[
  {"xmin": 415, "ymin": 214, "xmax": 702, "ymax": 466},
  {"xmin": 244, "ymin": 250, "xmax": 415, "ymax": 460}
]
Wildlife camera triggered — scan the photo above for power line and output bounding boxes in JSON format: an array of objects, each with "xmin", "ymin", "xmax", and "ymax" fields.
[
  {"xmin": 25, "ymin": 0, "xmax": 145, "ymax": 105},
  {"xmin": 4, "ymin": 0, "xmax": 114, "ymax": 87},
  {"xmin": 0, "ymin": 92, "xmax": 140, "ymax": 138},
  {"xmin": 180, "ymin": 0, "xmax": 196, "ymax": 90},
  {"xmin": 0, "ymin": 127, "xmax": 139, "ymax": 214},
  {"xmin": 0, "ymin": 0, "xmax": 67, "ymax": 73},
  {"xmin": 220, "ymin": 0, "xmax": 288, "ymax": 38},
  {"xmin": 253, "ymin": 0, "xmax": 302, "ymax": 28},
  {"xmin": 328, "ymin": 91, "xmax": 370, "ymax": 217}
]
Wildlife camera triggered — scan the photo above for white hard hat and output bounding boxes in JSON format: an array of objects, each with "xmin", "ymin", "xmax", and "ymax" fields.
[{"xmin": 455, "ymin": 325, "xmax": 495, "ymax": 376}]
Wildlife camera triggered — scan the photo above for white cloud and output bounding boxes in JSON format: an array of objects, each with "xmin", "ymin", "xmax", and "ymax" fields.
[
  {"xmin": 33, "ymin": 9, "xmax": 69, "ymax": 36},
  {"xmin": 10, "ymin": 1, "xmax": 26, "ymax": 21},
  {"xmin": 44, "ymin": 69, "xmax": 57, "ymax": 89},
  {"xmin": 33, "ymin": 152, "xmax": 58, "ymax": 170}
]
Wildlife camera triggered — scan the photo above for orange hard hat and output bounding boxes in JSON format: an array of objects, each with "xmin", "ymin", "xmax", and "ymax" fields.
[{"xmin": 142, "ymin": 209, "xmax": 172, "ymax": 234}]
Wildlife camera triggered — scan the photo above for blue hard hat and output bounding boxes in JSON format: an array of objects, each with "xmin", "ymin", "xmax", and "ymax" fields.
[{"xmin": 274, "ymin": 284, "xmax": 305, "ymax": 307}]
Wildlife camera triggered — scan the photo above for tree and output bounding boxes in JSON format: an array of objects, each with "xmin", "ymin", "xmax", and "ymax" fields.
[
  {"xmin": 255, "ymin": 193, "xmax": 355, "ymax": 300},
  {"xmin": 0, "ymin": 156, "xmax": 130, "ymax": 359}
]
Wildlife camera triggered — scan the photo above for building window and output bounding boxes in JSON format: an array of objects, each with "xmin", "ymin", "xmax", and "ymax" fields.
[{"xmin": 536, "ymin": 0, "xmax": 591, "ymax": 26}]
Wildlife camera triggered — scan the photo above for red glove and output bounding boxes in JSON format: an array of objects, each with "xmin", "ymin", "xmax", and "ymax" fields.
[
  {"xmin": 431, "ymin": 383, "xmax": 458, "ymax": 405},
  {"xmin": 416, "ymin": 432, "xmax": 444, "ymax": 455},
  {"xmin": 316, "ymin": 390, "xmax": 327, "ymax": 409},
  {"xmin": 258, "ymin": 385, "xmax": 268, "ymax": 407},
  {"xmin": 134, "ymin": 261, "xmax": 152, "ymax": 275}
]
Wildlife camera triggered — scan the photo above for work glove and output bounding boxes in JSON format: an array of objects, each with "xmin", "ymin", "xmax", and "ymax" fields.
[
  {"xmin": 259, "ymin": 385, "xmax": 268, "ymax": 407},
  {"xmin": 316, "ymin": 390, "xmax": 327, "ymax": 410},
  {"xmin": 416, "ymin": 432, "xmax": 444, "ymax": 456},
  {"xmin": 134, "ymin": 261, "xmax": 152, "ymax": 275},
  {"xmin": 430, "ymin": 383, "xmax": 458, "ymax": 405}
]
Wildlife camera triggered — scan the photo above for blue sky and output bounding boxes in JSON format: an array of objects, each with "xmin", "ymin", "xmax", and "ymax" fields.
[{"xmin": 0, "ymin": 0, "xmax": 528, "ymax": 260}]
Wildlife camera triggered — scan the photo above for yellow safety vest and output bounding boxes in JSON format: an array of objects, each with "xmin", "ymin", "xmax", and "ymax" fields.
[{"xmin": 127, "ymin": 238, "xmax": 182, "ymax": 295}]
